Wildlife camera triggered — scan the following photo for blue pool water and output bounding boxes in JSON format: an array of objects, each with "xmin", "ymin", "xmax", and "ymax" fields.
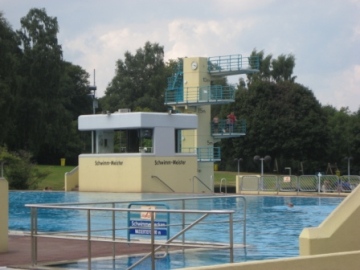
[{"xmin": 9, "ymin": 192, "xmax": 343, "ymax": 269}]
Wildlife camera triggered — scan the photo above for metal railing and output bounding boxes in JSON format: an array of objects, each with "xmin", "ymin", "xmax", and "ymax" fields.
[
  {"xmin": 180, "ymin": 147, "xmax": 221, "ymax": 162},
  {"xmin": 165, "ymin": 85, "xmax": 235, "ymax": 105},
  {"xmin": 192, "ymin": 176, "xmax": 214, "ymax": 193},
  {"xmin": 211, "ymin": 119, "xmax": 246, "ymax": 136},
  {"xmin": 220, "ymin": 178, "xmax": 228, "ymax": 194},
  {"xmin": 151, "ymin": 175, "xmax": 175, "ymax": 192},
  {"xmin": 208, "ymin": 55, "xmax": 260, "ymax": 75},
  {"xmin": 26, "ymin": 195, "xmax": 247, "ymax": 270},
  {"xmin": 238, "ymin": 175, "xmax": 360, "ymax": 195}
]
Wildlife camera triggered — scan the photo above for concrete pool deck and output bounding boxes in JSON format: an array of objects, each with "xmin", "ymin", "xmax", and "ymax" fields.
[{"xmin": 1, "ymin": 233, "xmax": 156, "ymax": 269}]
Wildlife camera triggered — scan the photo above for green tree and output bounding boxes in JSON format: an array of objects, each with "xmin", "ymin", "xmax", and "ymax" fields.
[
  {"xmin": 100, "ymin": 42, "xmax": 168, "ymax": 112},
  {"xmin": 13, "ymin": 8, "xmax": 63, "ymax": 157},
  {"xmin": 323, "ymin": 106, "xmax": 360, "ymax": 174},
  {"xmin": 220, "ymin": 80, "xmax": 328, "ymax": 174},
  {"xmin": 247, "ymin": 50, "xmax": 296, "ymax": 85},
  {"xmin": 271, "ymin": 54, "xmax": 296, "ymax": 83},
  {"xmin": 0, "ymin": 12, "xmax": 20, "ymax": 145}
]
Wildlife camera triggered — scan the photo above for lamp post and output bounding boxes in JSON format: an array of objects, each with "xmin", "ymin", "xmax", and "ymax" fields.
[
  {"xmin": 87, "ymin": 85, "xmax": 97, "ymax": 153},
  {"xmin": 234, "ymin": 158, "xmax": 243, "ymax": 176},
  {"xmin": 344, "ymin": 157, "xmax": 353, "ymax": 181},
  {"xmin": 254, "ymin": 155, "xmax": 271, "ymax": 176},
  {"xmin": 254, "ymin": 155, "xmax": 271, "ymax": 190}
]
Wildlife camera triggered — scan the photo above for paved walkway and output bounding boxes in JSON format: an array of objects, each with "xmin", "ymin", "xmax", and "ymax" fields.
[{"xmin": 0, "ymin": 234, "xmax": 154, "ymax": 269}]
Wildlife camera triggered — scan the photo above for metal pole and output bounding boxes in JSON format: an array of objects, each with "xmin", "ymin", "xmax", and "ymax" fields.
[
  {"xmin": 237, "ymin": 159, "xmax": 240, "ymax": 176},
  {"xmin": 87, "ymin": 209, "xmax": 91, "ymax": 270},
  {"xmin": 0, "ymin": 161, "xmax": 3, "ymax": 177},
  {"xmin": 348, "ymin": 158, "xmax": 350, "ymax": 182},
  {"xmin": 31, "ymin": 208, "xmax": 38, "ymax": 267},
  {"xmin": 112, "ymin": 203, "xmax": 116, "ymax": 261},
  {"xmin": 229, "ymin": 213, "xmax": 234, "ymax": 263},
  {"xmin": 151, "ymin": 212, "xmax": 155, "ymax": 270}
]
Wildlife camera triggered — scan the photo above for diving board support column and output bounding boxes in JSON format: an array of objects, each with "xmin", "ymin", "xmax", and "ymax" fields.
[{"xmin": 0, "ymin": 175, "xmax": 9, "ymax": 252}]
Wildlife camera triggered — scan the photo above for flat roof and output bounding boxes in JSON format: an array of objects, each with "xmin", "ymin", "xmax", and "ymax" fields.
[{"xmin": 78, "ymin": 112, "xmax": 198, "ymax": 131}]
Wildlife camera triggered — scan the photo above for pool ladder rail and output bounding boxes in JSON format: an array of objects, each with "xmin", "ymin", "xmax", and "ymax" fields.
[{"xmin": 220, "ymin": 178, "xmax": 228, "ymax": 194}]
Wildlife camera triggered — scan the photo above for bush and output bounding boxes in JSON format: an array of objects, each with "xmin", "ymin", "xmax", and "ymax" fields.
[{"xmin": 1, "ymin": 147, "xmax": 49, "ymax": 189}]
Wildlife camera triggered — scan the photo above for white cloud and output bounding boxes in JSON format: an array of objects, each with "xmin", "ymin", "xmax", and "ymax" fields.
[{"xmin": 316, "ymin": 65, "xmax": 360, "ymax": 111}]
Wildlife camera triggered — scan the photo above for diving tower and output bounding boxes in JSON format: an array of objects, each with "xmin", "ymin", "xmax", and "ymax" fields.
[{"xmin": 165, "ymin": 55, "xmax": 259, "ymax": 187}]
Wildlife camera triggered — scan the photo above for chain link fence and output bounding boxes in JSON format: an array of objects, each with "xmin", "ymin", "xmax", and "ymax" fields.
[{"xmin": 237, "ymin": 175, "xmax": 360, "ymax": 195}]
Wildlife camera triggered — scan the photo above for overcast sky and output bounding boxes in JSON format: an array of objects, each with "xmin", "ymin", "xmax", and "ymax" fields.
[{"xmin": 2, "ymin": 0, "xmax": 360, "ymax": 112}]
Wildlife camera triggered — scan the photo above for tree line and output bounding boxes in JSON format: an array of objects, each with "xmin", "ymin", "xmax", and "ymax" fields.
[{"xmin": 1, "ymin": 8, "xmax": 359, "ymax": 188}]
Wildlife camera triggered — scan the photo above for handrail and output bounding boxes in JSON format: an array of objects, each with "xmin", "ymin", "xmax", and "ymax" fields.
[
  {"xmin": 28, "ymin": 205, "xmax": 239, "ymax": 269},
  {"xmin": 65, "ymin": 166, "xmax": 78, "ymax": 176},
  {"xmin": 151, "ymin": 175, "xmax": 175, "ymax": 192},
  {"xmin": 192, "ymin": 175, "xmax": 214, "ymax": 193},
  {"xmin": 127, "ymin": 213, "xmax": 212, "ymax": 270},
  {"xmin": 220, "ymin": 178, "xmax": 227, "ymax": 194},
  {"xmin": 26, "ymin": 195, "xmax": 248, "ymax": 267}
]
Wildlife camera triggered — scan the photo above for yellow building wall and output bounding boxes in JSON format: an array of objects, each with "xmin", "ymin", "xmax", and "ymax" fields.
[
  {"xmin": 79, "ymin": 156, "xmax": 142, "ymax": 192},
  {"xmin": 78, "ymin": 155, "xmax": 197, "ymax": 193},
  {"xmin": 299, "ymin": 184, "xmax": 360, "ymax": 255},
  {"xmin": 0, "ymin": 178, "xmax": 8, "ymax": 252},
  {"xmin": 142, "ymin": 156, "xmax": 197, "ymax": 193},
  {"xmin": 183, "ymin": 57, "xmax": 214, "ymax": 191},
  {"xmin": 64, "ymin": 166, "xmax": 79, "ymax": 191},
  {"xmin": 197, "ymin": 162, "xmax": 214, "ymax": 193}
]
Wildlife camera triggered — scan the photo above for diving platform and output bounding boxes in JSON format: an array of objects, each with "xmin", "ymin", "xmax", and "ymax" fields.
[
  {"xmin": 164, "ymin": 54, "xmax": 259, "ymax": 106},
  {"xmin": 165, "ymin": 85, "xmax": 235, "ymax": 106},
  {"xmin": 208, "ymin": 54, "xmax": 260, "ymax": 76},
  {"xmin": 211, "ymin": 119, "xmax": 246, "ymax": 139}
]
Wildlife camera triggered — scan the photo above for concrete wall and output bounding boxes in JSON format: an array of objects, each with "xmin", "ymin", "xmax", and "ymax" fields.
[
  {"xmin": 236, "ymin": 175, "xmax": 260, "ymax": 193},
  {"xmin": 0, "ymin": 177, "xmax": 8, "ymax": 252},
  {"xmin": 178, "ymin": 250, "xmax": 360, "ymax": 270},
  {"xmin": 64, "ymin": 167, "xmax": 79, "ymax": 191},
  {"xmin": 299, "ymin": 184, "xmax": 360, "ymax": 255}
]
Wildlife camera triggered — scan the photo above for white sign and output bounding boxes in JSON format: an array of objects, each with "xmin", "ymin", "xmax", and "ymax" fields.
[
  {"xmin": 283, "ymin": 176, "xmax": 291, "ymax": 183},
  {"xmin": 140, "ymin": 206, "xmax": 156, "ymax": 220}
]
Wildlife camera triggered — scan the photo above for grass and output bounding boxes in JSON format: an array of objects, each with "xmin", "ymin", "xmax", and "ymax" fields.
[{"xmin": 36, "ymin": 165, "xmax": 76, "ymax": 190}]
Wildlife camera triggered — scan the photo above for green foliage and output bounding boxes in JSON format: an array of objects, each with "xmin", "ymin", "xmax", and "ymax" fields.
[
  {"xmin": 247, "ymin": 49, "xmax": 296, "ymax": 85},
  {"xmin": 100, "ymin": 42, "xmax": 168, "ymax": 112},
  {"xmin": 1, "ymin": 147, "xmax": 49, "ymax": 189},
  {"xmin": 0, "ymin": 9, "xmax": 93, "ymax": 165},
  {"xmin": 220, "ymin": 54, "xmax": 329, "ymax": 174},
  {"xmin": 0, "ymin": 12, "xmax": 20, "ymax": 146}
]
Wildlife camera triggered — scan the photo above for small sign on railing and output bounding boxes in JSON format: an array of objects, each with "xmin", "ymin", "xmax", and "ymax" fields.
[
  {"xmin": 127, "ymin": 203, "xmax": 169, "ymax": 240},
  {"xmin": 283, "ymin": 176, "xmax": 291, "ymax": 183}
]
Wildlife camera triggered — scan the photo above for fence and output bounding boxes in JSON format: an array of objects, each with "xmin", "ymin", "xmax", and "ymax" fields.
[
  {"xmin": 238, "ymin": 175, "xmax": 360, "ymax": 195},
  {"xmin": 26, "ymin": 195, "xmax": 247, "ymax": 270}
]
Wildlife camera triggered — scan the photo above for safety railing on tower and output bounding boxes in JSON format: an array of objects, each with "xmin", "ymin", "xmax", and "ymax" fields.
[
  {"xmin": 211, "ymin": 119, "xmax": 246, "ymax": 138},
  {"xmin": 208, "ymin": 54, "xmax": 260, "ymax": 76},
  {"xmin": 179, "ymin": 147, "xmax": 221, "ymax": 162},
  {"xmin": 165, "ymin": 85, "xmax": 235, "ymax": 105}
]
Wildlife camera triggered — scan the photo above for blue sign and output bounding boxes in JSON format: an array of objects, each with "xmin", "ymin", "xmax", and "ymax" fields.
[{"xmin": 129, "ymin": 220, "xmax": 168, "ymax": 236}]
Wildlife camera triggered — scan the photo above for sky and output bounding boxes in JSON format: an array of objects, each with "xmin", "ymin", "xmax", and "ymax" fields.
[{"xmin": 1, "ymin": 0, "xmax": 360, "ymax": 112}]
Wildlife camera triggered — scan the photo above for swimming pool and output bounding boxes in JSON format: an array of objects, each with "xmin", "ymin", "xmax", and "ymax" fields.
[{"xmin": 9, "ymin": 192, "xmax": 343, "ymax": 269}]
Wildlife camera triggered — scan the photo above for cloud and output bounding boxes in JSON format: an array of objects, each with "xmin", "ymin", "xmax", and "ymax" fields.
[{"xmin": 318, "ymin": 65, "xmax": 360, "ymax": 111}]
